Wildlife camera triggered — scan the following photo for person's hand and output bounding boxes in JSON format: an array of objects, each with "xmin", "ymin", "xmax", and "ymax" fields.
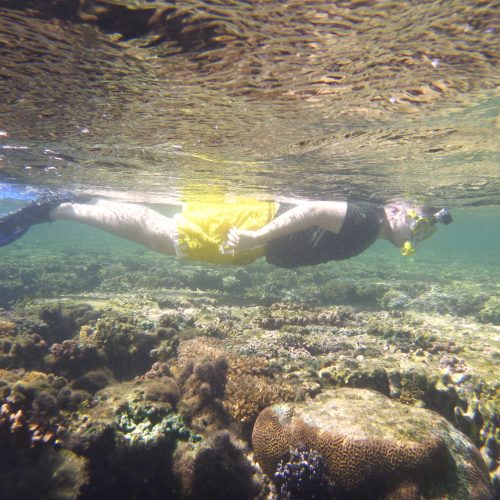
[{"xmin": 220, "ymin": 227, "xmax": 260, "ymax": 254}]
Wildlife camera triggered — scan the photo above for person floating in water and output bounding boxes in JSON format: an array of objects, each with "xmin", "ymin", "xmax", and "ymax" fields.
[{"xmin": 0, "ymin": 195, "xmax": 452, "ymax": 268}]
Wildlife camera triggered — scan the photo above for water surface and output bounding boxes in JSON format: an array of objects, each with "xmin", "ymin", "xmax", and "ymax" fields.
[{"xmin": 0, "ymin": 0, "xmax": 498, "ymax": 205}]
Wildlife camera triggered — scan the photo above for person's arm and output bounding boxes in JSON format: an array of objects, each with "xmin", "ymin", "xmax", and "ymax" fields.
[{"xmin": 223, "ymin": 201, "xmax": 347, "ymax": 252}]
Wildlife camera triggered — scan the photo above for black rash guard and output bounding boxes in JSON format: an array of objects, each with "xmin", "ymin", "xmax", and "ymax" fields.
[{"xmin": 265, "ymin": 202, "xmax": 387, "ymax": 268}]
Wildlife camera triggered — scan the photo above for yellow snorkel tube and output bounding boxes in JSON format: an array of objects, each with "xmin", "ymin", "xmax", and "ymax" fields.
[
  {"xmin": 401, "ymin": 208, "xmax": 452, "ymax": 256},
  {"xmin": 401, "ymin": 240, "xmax": 416, "ymax": 256}
]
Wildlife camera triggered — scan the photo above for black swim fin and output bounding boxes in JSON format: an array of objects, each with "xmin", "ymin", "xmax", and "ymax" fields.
[{"xmin": 0, "ymin": 196, "xmax": 72, "ymax": 247}]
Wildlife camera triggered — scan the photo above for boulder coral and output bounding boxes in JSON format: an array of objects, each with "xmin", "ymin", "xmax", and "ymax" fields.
[
  {"xmin": 89, "ymin": 311, "xmax": 166, "ymax": 379},
  {"xmin": 252, "ymin": 388, "xmax": 493, "ymax": 499}
]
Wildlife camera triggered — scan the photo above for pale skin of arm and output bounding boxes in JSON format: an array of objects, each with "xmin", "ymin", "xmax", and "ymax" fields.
[{"xmin": 223, "ymin": 201, "xmax": 348, "ymax": 252}]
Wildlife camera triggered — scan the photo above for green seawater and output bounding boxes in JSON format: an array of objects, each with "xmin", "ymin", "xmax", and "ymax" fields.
[
  {"xmin": 1, "ymin": 206, "xmax": 498, "ymax": 312},
  {"xmin": 0, "ymin": 1, "xmax": 499, "ymax": 498}
]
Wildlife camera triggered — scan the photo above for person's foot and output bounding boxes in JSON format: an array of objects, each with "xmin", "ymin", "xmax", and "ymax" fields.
[{"xmin": 0, "ymin": 195, "xmax": 73, "ymax": 247}]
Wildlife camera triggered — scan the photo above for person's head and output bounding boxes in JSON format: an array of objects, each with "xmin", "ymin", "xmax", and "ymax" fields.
[{"xmin": 383, "ymin": 202, "xmax": 453, "ymax": 255}]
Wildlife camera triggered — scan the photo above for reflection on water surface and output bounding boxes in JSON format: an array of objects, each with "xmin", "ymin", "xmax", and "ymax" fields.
[{"xmin": 0, "ymin": 0, "xmax": 498, "ymax": 205}]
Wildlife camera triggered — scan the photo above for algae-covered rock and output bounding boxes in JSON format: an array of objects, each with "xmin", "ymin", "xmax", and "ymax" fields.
[
  {"xmin": 252, "ymin": 388, "xmax": 493, "ymax": 499},
  {"xmin": 66, "ymin": 379, "xmax": 198, "ymax": 499},
  {"xmin": 379, "ymin": 289, "xmax": 411, "ymax": 310},
  {"xmin": 173, "ymin": 430, "xmax": 262, "ymax": 500},
  {"xmin": 0, "ymin": 329, "xmax": 47, "ymax": 371},
  {"xmin": 0, "ymin": 375, "xmax": 88, "ymax": 500},
  {"xmin": 477, "ymin": 296, "xmax": 500, "ymax": 325},
  {"xmin": 89, "ymin": 312, "xmax": 163, "ymax": 379},
  {"xmin": 0, "ymin": 442, "xmax": 88, "ymax": 500},
  {"xmin": 320, "ymin": 279, "xmax": 359, "ymax": 305}
]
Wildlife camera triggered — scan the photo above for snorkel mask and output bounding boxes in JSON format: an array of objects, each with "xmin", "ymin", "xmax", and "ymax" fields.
[{"xmin": 401, "ymin": 208, "xmax": 453, "ymax": 256}]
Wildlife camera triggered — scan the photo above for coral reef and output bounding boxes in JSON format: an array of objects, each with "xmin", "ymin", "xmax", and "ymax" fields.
[
  {"xmin": 274, "ymin": 448, "xmax": 336, "ymax": 500},
  {"xmin": 174, "ymin": 337, "xmax": 299, "ymax": 434},
  {"xmin": 477, "ymin": 297, "xmax": 500, "ymax": 325},
  {"xmin": 252, "ymin": 388, "xmax": 493, "ymax": 499},
  {"xmin": 0, "ymin": 255, "xmax": 498, "ymax": 497},
  {"xmin": 0, "ymin": 370, "xmax": 89, "ymax": 499},
  {"xmin": 65, "ymin": 378, "xmax": 194, "ymax": 500},
  {"xmin": 174, "ymin": 430, "xmax": 262, "ymax": 500},
  {"xmin": 176, "ymin": 354, "xmax": 229, "ymax": 434},
  {"xmin": 1, "ymin": 229, "xmax": 498, "ymax": 325}
]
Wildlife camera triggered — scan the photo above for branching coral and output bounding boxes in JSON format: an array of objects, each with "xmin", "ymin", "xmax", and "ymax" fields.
[
  {"xmin": 224, "ymin": 356, "xmax": 295, "ymax": 427},
  {"xmin": 0, "ymin": 370, "xmax": 78, "ymax": 447},
  {"xmin": 274, "ymin": 448, "xmax": 337, "ymax": 500},
  {"xmin": 177, "ymin": 355, "xmax": 229, "ymax": 433},
  {"xmin": 175, "ymin": 337, "xmax": 296, "ymax": 429}
]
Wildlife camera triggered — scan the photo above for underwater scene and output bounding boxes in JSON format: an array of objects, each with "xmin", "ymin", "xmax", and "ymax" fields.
[{"xmin": 0, "ymin": 1, "xmax": 499, "ymax": 499}]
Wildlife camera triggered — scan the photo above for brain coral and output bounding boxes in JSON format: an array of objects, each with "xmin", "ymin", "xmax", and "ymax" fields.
[{"xmin": 252, "ymin": 388, "xmax": 493, "ymax": 499}]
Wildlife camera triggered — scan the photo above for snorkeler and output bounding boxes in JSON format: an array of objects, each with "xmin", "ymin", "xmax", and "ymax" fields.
[{"xmin": 0, "ymin": 195, "xmax": 452, "ymax": 268}]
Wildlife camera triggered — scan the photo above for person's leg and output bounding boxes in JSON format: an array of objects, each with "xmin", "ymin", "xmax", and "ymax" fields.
[{"xmin": 51, "ymin": 199, "xmax": 177, "ymax": 255}]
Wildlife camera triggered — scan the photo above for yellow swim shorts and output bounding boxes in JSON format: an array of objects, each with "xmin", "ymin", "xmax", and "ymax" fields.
[{"xmin": 174, "ymin": 199, "xmax": 278, "ymax": 264}]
